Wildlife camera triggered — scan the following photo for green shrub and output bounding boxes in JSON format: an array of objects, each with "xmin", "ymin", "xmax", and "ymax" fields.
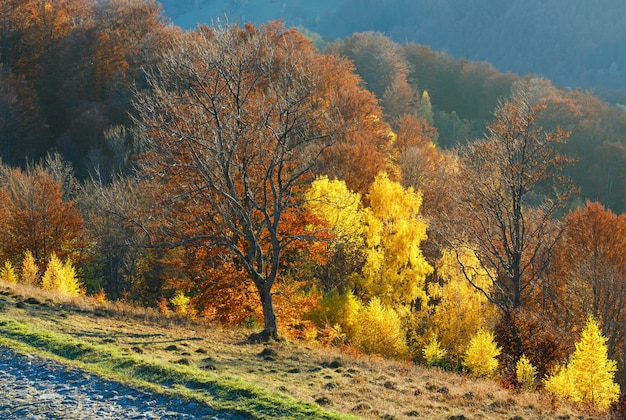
[
  {"xmin": 423, "ymin": 335, "xmax": 447, "ymax": 368},
  {"xmin": 307, "ymin": 289, "xmax": 361, "ymax": 340}
]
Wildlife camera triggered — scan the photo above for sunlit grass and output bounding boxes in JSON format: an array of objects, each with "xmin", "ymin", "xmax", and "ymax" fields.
[
  {"xmin": 0, "ymin": 315, "xmax": 349, "ymax": 419},
  {"xmin": 0, "ymin": 280, "xmax": 589, "ymax": 419}
]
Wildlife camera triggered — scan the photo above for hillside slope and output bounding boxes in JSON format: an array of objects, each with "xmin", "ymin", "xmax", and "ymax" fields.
[{"xmin": 0, "ymin": 282, "xmax": 594, "ymax": 419}]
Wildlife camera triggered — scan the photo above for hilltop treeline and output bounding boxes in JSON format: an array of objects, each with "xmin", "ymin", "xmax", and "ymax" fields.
[
  {"xmin": 161, "ymin": 0, "xmax": 626, "ymax": 92},
  {"xmin": 2, "ymin": 2, "xmax": 624, "ymax": 211},
  {"xmin": 328, "ymin": 32, "xmax": 626, "ymax": 213}
]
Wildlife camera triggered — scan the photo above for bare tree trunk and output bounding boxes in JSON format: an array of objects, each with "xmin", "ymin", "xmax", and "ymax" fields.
[{"xmin": 258, "ymin": 283, "xmax": 278, "ymax": 338}]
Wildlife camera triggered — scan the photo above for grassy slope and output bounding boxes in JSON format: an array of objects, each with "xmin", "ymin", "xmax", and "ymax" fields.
[{"xmin": 0, "ymin": 282, "xmax": 594, "ymax": 419}]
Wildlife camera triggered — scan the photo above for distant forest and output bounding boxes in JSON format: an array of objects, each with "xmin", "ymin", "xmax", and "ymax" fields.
[
  {"xmin": 162, "ymin": 0, "xmax": 626, "ymax": 98},
  {"xmin": 2, "ymin": 0, "xmax": 624, "ymax": 212}
]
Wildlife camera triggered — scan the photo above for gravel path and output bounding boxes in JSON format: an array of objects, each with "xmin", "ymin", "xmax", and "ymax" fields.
[{"xmin": 0, "ymin": 346, "xmax": 244, "ymax": 420}]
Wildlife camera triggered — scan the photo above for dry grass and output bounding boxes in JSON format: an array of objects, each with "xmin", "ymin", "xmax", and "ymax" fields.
[{"xmin": 0, "ymin": 281, "xmax": 605, "ymax": 419}]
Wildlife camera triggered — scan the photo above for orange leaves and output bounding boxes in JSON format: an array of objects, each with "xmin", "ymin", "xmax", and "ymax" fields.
[
  {"xmin": 161, "ymin": 244, "xmax": 320, "ymax": 339},
  {"xmin": 272, "ymin": 280, "xmax": 320, "ymax": 341},
  {"xmin": 393, "ymin": 114, "xmax": 438, "ymax": 154},
  {"xmin": 320, "ymin": 133, "xmax": 389, "ymax": 197},
  {"xmin": 196, "ymin": 260, "xmax": 261, "ymax": 325},
  {"xmin": 135, "ymin": 21, "xmax": 394, "ymax": 334},
  {"xmin": 92, "ymin": 0, "xmax": 172, "ymax": 87},
  {"xmin": 11, "ymin": 0, "xmax": 91, "ymax": 77},
  {"xmin": 559, "ymin": 202, "xmax": 626, "ymax": 276},
  {"xmin": 546, "ymin": 202, "xmax": 626, "ymax": 365},
  {"xmin": 309, "ymin": 42, "xmax": 393, "ymax": 196},
  {"xmin": 0, "ymin": 165, "xmax": 84, "ymax": 267},
  {"xmin": 551, "ymin": 202, "xmax": 626, "ymax": 321}
]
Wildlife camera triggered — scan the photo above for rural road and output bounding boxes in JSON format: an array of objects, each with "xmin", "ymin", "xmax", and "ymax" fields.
[{"xmin": 0, "ymin": 346, "xmax": 244, "ymax": 419}]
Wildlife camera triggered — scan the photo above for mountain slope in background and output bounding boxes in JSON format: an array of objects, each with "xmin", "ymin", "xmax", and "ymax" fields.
[{"xmin": 160, "ymin": 0, "xmax": 626, "ymax": 93}]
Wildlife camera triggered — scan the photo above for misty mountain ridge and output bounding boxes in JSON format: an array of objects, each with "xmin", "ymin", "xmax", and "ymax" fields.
[{"xmin": 160, "ymin": 0, "xmax": 626, "ymax": 94}]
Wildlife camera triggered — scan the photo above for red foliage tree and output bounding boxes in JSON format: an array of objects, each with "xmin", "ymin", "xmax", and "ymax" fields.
[{"xmin": 0, "ymin": 165, "xmax": 84, "ymax": 268}]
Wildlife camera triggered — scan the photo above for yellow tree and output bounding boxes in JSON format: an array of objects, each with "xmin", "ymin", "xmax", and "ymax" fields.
[
  {"xmin": 352, "ymin": 297, "xmax": 408, "ymax": 359},
  {"xmin": 516, "ymin": 354, "xmax": 538, "ymax": 391},
  {"xmin": 305, "ymin": 176, "xmax": 364, "ymax": 245},
  {"xmin": 427, "ymin": 247, "xmax": 496, "ymax": 362},
  {"xmin": 306, "ymin": 288, "xmax": 362, "ymax": 343},
  {"xmin": 359, "ymin": 172, "xmax": 432, "ymax": 316},
  {"xmin": 569, "ymin": 316, "xmax": 620, "ymax": 410},
  {"xmin": 545, "ymin": 316, "xmax": 620, "ymax": 410},
  {"xmin": 544, "ymin": 363, "xmax": 578, "ymax": 403},
  {"xmin": 463, "ymin": 328, "xmax": 501, "ymax": 378},
  {"xmin": 41, "ymin": 253, "xmax": 82, "ymax": 296},
  {"xmin": 20, "ymin": 250, "xmax": 39, "ymax": 285},
  {"xmin": 422, "ymin": 335, "xmax": 447, "ymax": 367},
  {"xmin": 0, "ymin": 261, "xmax": 18, "ymax": 284},
  {"xmin": 304, "ymin": 176, "xmax": 365, "ymax": 291}
]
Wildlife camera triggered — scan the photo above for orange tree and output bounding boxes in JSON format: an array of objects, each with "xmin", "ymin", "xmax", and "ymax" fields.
[
  {"xmin": 134, "ymin": 22, "xmax": 384, "ymax": 337},
  {"xmin": 547, "ymin": 202, "xmax": 626, "ymax": 383},
  {"xmin": 0, "ymin": 163, "xmax": 84, "ymax": 268}
]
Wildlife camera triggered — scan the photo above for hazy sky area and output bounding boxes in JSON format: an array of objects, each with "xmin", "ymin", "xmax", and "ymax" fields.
[{"xmin": 160, "ymin": 0, "xmax": 626, "ymax": 92}]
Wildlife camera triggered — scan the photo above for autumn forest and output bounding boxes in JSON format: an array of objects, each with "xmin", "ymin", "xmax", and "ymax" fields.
[{"xmin": 1, "ymin": 0, "xmax": 626, "ymax": 412}]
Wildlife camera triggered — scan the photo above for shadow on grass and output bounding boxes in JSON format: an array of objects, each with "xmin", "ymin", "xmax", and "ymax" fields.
[{"xmin": 0, "ymin": 317, "xmax": 354, "ymax": 420}]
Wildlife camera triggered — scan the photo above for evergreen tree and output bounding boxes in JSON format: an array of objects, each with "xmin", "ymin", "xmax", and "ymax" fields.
[
  {"xmin": 60, "ymin": 258, "xmax": 81, "ymax": 296},
  {"xmin": 416, "ymin": 90, "xmax": 434, "ymax": 126},
  {"xmin": 353, "ymin": 297, "xmax": 408, "ymax": 359},
  {"xmin": 20, "ymin": 250, "xmax": 39, "ymax": 285},
  {"xmin": 422, "ymin": 335, "xmax": 447, "ymax": 367},
  {"xmin": 42, "ymin": 254, "xmax": 82, "ymax": 296},
  {"xmin": 544, "ymin": 316, "xmax": 620, "ymax": 410},
  {"xmin": 0, "ymin": 261, "xmax": 18, "ymax": 284},
  {"xmin": 544, "ymin": 363, "xmax": 579, "ymax": 402},
  {"xmin": 41, "ymin": 254, "xmax": 64, "ymax": 292},
  {"xmin": 516, "ymin": 354, "xmax": 537, "ymax": 391},
  {"xmin": 569, "ymin": 317, "xmax": 620, "ymax": 410}
]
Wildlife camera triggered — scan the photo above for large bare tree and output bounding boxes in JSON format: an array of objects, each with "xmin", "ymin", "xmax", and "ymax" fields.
[
  {"xmin": 454, "ymin": 87, "xmax": 575, "ymax": 312},
  {"xmin": 134, "ymin": 22, "xmax": 383, "ymax": 337}
]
